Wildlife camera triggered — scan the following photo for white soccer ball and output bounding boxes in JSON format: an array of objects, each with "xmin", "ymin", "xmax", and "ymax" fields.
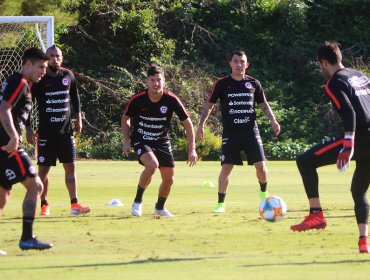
[{"xmin": 259, "ymin": 195, "xmax": 287, "ymax": 222}]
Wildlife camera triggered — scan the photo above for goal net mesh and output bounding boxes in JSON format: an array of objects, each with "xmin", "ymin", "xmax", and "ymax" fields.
[{"xmin": 0, "ymin": 20, "xmax": 50, "ymax": 158}]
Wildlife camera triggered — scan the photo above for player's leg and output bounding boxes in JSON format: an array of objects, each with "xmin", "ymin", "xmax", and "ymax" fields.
[
  {"xmin": 254, "ymin": 161, "xmax": 269, "ymax": 199},
  {"xmin": 132, "ymin": 151, "xmax": 159, "ymax": 217},
  {"xmin": 38, "ymin": 165, "xmax": 51, "ymax": 215},
  {"xmin": 291, "ymin": 137, "xmax": 342, "ymax": 232},
  {"xmin": 0, "ymin": 185, "xmax": 11, "ymax": 255},
  {"xmin": 154, "ymin": 167, "xmax": 175, "ymax": 217},
  {"xmin": 351, "ymin": 160, "xmax": 370, "ymax": 253},
  {"xmin": 19, "ymin": 176, "xmax": 52, "ymax": 250},
  {"xmin": 59, "ymin": 134, "xmax": 90, "ymax": 215}
]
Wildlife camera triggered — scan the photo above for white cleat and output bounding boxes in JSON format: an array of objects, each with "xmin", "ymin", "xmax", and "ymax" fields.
[
  {"xmin": 0, "ymin": 249, "xmax": 7, "ymax": 256},
  {"xmin": 154, "ymin": 208, "xmax": 174, "ymax": 218},
  {"xmin": 132, "ymin": 202, "xmax": 143, "ymax": 217}
]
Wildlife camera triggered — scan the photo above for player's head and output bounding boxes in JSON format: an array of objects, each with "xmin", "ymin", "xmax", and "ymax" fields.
[
  {"xmin": 21, "ymin": 47, "xmax": 49, "ymax": 83},
  {"xmin": 46, "ymin": 44, "xmax": 63, "ymax": 73},
  {"xmin": 229, "ymin": 50, "xmax": 249, "ymax": 76},
  {"xmin": 317, "ymin": 41, "xmax": 343, "ymax": 78},
  {"xmin": 146, "ymin": 65, "xmax": 165, "ymax": 95}
]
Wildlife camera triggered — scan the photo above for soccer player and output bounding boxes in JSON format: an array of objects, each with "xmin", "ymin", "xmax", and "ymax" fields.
[
  {"xmin": 26, "ymin": 45, "xmax": 91, "ymax": 216},
  {"xmin": 122, "ymin": 65, "xmax": 198, "ymax": 217},
  {"xmin": 196, "ymin": 50, "xmax": 280, "ymax": 213},
  {"xmin": 0, "ymin": 47, "xmax": 52, "ymax": 251},
  {"xmin": 290, "ymin": 41, "xmax": 370, "ymax": 253}
]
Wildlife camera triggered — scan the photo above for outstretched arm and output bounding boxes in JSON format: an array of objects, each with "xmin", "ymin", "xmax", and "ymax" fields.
[
  {"xmin": 182, "ymin": 118, "xmax": 198, "ymax": 166},
  {"xmin": 258, "ymin": 101, "xmax": 280, "ymax": 136},
  {"xmin": 196, "ymin": 101, "xmax": 215, "ymax": 140}
]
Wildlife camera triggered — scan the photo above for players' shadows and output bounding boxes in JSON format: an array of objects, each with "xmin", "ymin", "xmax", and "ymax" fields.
[
  {"xmin": 19, "ymin": 257, "xmax": 211, "ymax": 270},
  {"xmin": 242, "ymin": 259, "xmax": 370, "ymax": 268}
]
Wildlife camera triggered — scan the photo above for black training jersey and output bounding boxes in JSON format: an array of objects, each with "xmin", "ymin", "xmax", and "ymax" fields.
[
  {"xmin": 209, "ymin": 75, "xmax": 266, "ymax": 132},
  {"xmin": 0, "ymin": 73, "xmax": 32, "ymax": 145},
  {"xmin": 31, "ymin": 67, "xmax": 81, "ymax": 135},
  {"xmin": 124, "ymin": 89, "xmax": 189, "ymax": 142},
  {"xmin": 325, "ymin": 68, "xmax": 370, "ymax": 132}
]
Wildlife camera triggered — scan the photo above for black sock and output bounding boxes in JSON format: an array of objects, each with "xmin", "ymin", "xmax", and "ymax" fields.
[
  {"xmin": 218, "ymin": 192, "xmax": 226, "ymax": 203},
  {"xmin": 155, "ymin": 196, "xmax": 167, "ymax": 210},
  {"xmin": 41, "ymin": 200, "xmax": 48, "ymax": 206},
  {"xmin": 259, "ymin": 182, "xmax": 267, "ymax": 192},
  {"xmin": 134, "ymin": 185, "xmax": 146, "ymax": 203},
  {"xmin": 21, "ymin": 216, "xmax": 34, "ymax": 241},
  {"xmin": 309, "ymin": 207, "xmax": 322, "ymax": 214},
  {"xmin": 71, "ymin": 198, "xmax": 78, "ymax": 204}
]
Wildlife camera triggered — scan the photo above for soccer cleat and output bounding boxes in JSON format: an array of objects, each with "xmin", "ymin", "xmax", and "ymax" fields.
[
  {"xmin": 212, "ymin": 202, "xmax": 225, "ymax": 213},
  {"xmin": 154, "ymin": 208, "xmax": 174, "ymax": 218},
  {"xmin": 40, "ymin": 204, "xmax": 50, "ymax": 216},
  {"xmin": 0, "ymin": 249, "xmax": 7, "ymax": 256},
  {"xmin": 132, "ymin": 202, "xmax": 143, "ymax": 217},
  {"xmin": 19, "ymin": 237, "xmax": 53, "ymax": 250},
  {"xmin": 358, "ymin": 236, "xmax": 370, "ymax": 253},
  {"xmin": 290, "ymin": 211, "xmax": 327, "ymax": 232},
  {"xmin": 71, "ymin": 202, "xmax": 91, "ymax": 215},
  {"xmin": 259, "ymin": 191, "xmax": 269, "ymax": 200}
]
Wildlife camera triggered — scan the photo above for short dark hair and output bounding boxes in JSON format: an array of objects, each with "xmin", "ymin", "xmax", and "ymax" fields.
[
  {"xmin": 46, "ymin": 44, "xmax": 62, "ymax": 54},
  {"xmin": 147, "ymin": 65, "xmax": 164, "ymax": 77},
  {"xmin": 317, "ymin": 41, "xmax": 342, "ymax": 65},
  {"xmin": 230, "ymin": 50, "xmax": 247, "ymax": 61},
  {"xmin": 22, "ymin": 47, "xmax": 49, "ymax": 65}
]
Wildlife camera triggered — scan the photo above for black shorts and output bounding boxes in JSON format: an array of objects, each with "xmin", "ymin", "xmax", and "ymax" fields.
[
  {"xmin": 0, "ymin": 148, "xmax": 37, "ymax": 190},
  {"xmin": 221, "ymin": 127, "xmax": 266, "ymax": 166},
  {"xmin": 132, "ymin": 140, "xmax": 174, "ymax": 168},
  {"xmin": 37, "ymin": 134, "xmax": 76, "ymax": 166}
]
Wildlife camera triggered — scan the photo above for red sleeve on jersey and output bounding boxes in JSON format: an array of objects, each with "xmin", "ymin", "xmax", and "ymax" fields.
[
  {"xmin": 165, "ymin": 90, "xmax": 189, "ymax": 121},
  {"xmin": 124, "ymin": 90, "xmax": 146, "ymax": 116},
  {"xmin": 7, "ymin": 77, "xmax": 27, "ymax": 105},
  {"xmin": 208, "ymin": 76, "xmax": 227, "ymax": 103}
]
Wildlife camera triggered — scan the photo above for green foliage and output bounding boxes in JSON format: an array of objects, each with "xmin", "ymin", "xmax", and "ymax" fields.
[{"xmin": 265, "ymin": 139, "xmax": 310, "ymax": 160}]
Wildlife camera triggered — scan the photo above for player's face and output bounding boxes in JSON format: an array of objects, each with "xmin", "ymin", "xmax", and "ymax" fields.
[
  {"xmin": 229, "ymin": 54, "xmax": 249, "ymax": 76},
  {"xmin": 318, "ymin": 59, "xmax": 330, "ymax": 79},
  {"xmin": 47, "ymin": 48, "xmax": 63, "ymax": 72},
  {"xmin": 26, "ymin": 60, "xmax": 48, "ymax": 83},
  {"xmin": 146, "ymin": 73, "xmax": 165, "ymax": 94}
]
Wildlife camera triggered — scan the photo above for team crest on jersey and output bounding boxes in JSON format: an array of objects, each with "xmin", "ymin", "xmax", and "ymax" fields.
[
  {"xmin": 29, "ymin": 166, "xmax": 36, "ymax": 175},
  {"xmin": 38, "ymin": 156, "xmax": 45, "ymax": 163},
  {"xmin": 160, "ymin": 106, "xmax": 168, "ymax": 114},
  {"xmin": 62, "ymin": 78, "xmax": 70, "ymax": 86},
  {"xmin": 5, "ymin": 169, "xmax": 16, "ymax": 181},
  {"xmin": 245, "ymin": 82, "xmax": 253, "ymax": 89}
]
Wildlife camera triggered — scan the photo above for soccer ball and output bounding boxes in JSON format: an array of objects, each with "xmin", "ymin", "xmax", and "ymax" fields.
[{"xmin": 259, "ymin": 195, "xmax": 287, "ymax": 222}]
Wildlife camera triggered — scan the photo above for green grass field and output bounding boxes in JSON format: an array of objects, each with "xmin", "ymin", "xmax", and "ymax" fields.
[{"xmin": 1, "ymin": 160, "xmax": 369, "ymax": 279}]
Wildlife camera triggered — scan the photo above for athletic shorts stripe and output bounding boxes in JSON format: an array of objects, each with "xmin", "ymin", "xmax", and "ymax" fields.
[
  {"xmin": 14, "ymin": 152, "xmax": 26, "ymax": 176},
  {"xmin": 314, "ymin": 139, "xmax": 343, "ymax": 156}
]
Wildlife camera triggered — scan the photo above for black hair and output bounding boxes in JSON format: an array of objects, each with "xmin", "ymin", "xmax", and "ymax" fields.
[
  {"xmin": 229, "ymin": 50, "xmax": 247, "ymax": 61},
  {"xmin": 147, "ymin": 65, "xmax": 164, "ymax": 77},
  {"xmin": 22, "ymin": 47, "xmax": 49, "ymax": 65},
  {"xmin": 46, "ymin": 44, "xmax": 62, "ymax": 54},
  {"xmin": 317, "ymin": 41, "xmax": 342, "ymax": 65}
]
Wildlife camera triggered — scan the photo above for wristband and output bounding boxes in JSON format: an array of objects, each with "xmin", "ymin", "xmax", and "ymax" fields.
[{"xmin": 343, "ymin": 135, "xmax": 354, "ymax": 148}]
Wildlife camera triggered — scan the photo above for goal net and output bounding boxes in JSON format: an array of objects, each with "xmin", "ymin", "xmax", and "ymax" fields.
[{"xmin": 0, "ymin": 16, "xmax": 54, "ymax": 157}]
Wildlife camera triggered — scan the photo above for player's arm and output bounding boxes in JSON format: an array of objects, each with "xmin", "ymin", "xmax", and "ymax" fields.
[
  {"xmin": 326, "ymin": 83, "xmax": 356, "ymax": 172},
  {"xmin": 0, "ymin": 100, "xmax": 19, "ymax": 157},
  {"xmin": 181, "ymin": 117, "xmax": 198, "ymax": 167},
  {"xmin": 70, "ymin": 73, "xmax": 83, "ymax": 135},
  {"xmin": 258, "ymin": 101, "xmax": 280, "ymax": 136},
  {"xmin": 196, "ymin": 101, "xmax": 215, "ymax": 140},
  {"xmin": 121, "ymin": 113, "xmax": 131, "ymax": 156}
]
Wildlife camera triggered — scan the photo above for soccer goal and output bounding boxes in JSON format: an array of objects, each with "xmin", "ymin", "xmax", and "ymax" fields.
[{"xmin": 0, "ymin": 16, "xmax": 54, "ymax": 157}]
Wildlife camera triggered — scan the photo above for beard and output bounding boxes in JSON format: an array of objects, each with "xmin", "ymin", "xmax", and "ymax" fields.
[{"xmin": 48, "ymin": 65, "xmax": 59, "ymax": 73}]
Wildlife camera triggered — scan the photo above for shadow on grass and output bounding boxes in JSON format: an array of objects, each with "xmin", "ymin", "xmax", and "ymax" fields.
[
  {"xmin": 13, "ymin": 257, "xmax": 213, "ymax": 270},
  {"xmin": 242, "ymin": 259, "xmax": 370, "ymax": 268}
]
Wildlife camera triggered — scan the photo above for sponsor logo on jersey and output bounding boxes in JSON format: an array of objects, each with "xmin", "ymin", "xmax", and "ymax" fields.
[
  {"xmin": 348, "ymin": 75, "xmax": 369, "ymax": 88},
  {"xmin": 245, "ymin": 82, "xmax": 253, "ymax": 89},
  {"xmin": 160, "ymin": 106, "xmax": 168, "ymax": 114},
  {"xmin": 62, "ymin": 78, "xmax": 70, "ymax": 86},
  {"xmin": 38, "ymin": 156, "xmax": 45, "ymax": 163},
  {"xmin": 50, "ymin": 116, "xmax": 67, "ymax": 122},
  {"xmin": 229, "ymin": 109, "xmax": 254, "ymax": 114},
  {"xmin": 234, "ymin": 117, "xmax": 250, "ymax": 124},
  {"xmin": 5, "ymin": 169, "xmax": 16, "ymax": 181}
]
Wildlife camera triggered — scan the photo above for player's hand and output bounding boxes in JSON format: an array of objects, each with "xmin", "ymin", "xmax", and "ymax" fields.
[
  {"xmin": 271, "ymin": 120, "xmax": 281, "ymax": 136},
  {"xmin": 1, "ymin": 137, "xmax": 19, "ymax": 158},
  {"xmin": 122, "ymin": 141, "xmax": 131, "ymax": 156},
  {"xmin": 337, "ymin": 138, "xmax": 354, "ymax": 173},
  {"xmin": 25, "ymin": 126, "xmax": 35, "ymax": 145},
  {"xmin": 74, "ymin": 115, "xmax": 83, "ymax": 136},
  {"xmin": 196, "ymin": 126, "xmax": 205, "ymax": 141},
  {"xmin": 187, "ymin": 149, "xmax": 198, "ymax": 167}
]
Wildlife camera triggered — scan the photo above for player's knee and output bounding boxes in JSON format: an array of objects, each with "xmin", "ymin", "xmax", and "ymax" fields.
[
  {"xmin": 352, "ymin": 191, "xmax": 369, "ymax": 224},
  {"xmin": 145, "ymin": 162, "xmax": 159, "ymax": 174},
  {"xmin": 164, "ymin": 176, "xmax": 174, "ymax": 186},
  {"xmin": 35, "ymin": 177, "xmax": 44, "ymax": 195}
]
